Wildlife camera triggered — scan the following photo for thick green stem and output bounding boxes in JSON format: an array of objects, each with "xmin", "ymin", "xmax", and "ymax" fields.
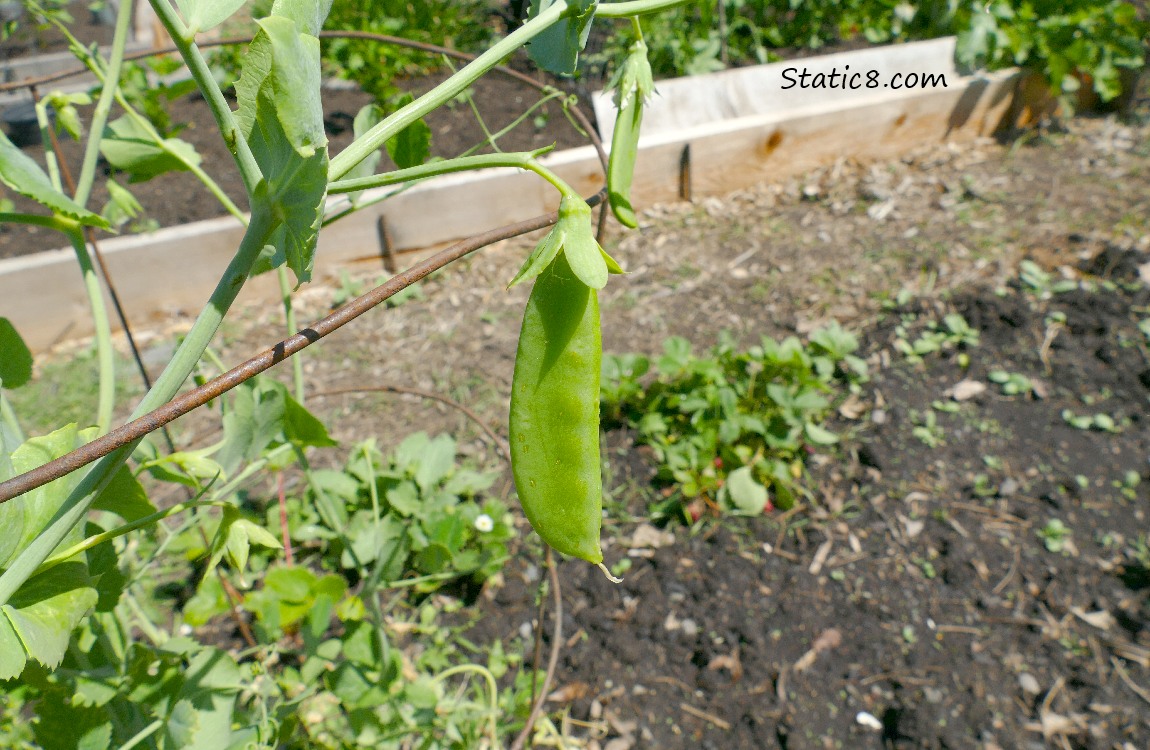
[
  {"xmin": 328, "ymin": 0, "xmax": 568, "ymax": 180},
  {"xmin": 329, "ymin": 150, "xmax": 571, "ymax": 197},
  {"xmin": 0, "ymin": 390, "xmax": 24, "ymax": 445},
  {"xmin": 147, "ymin": 0, "xmax": 263, "ymax": 194},
  {"xmin": 33, "ymin": 99, "xmax": 63, "ymax": 190},
  {"xmin": 0, "ymin": 213, "xmax": 75, "ymax": 232},
  {"xmin": 39, "ymin": 499, "xmax": 228, "ymax": 571},
  {"xmin": 597, "ymin": 0, "xmax": 694, "ymax": 17},
  {"xmin": 0, "ymin": 210, "xmax": 278, "ymax": 607},
  {"xmin": 73, "ymin": 0, "xmax": 133, "ymax": 208},
  {"xmin": 276, "ymin": 266, "xmax": 306, "ymax": 402},
  {"xmin": 66, "ymin": 229, "xmax": 116, "ymax": 435}
]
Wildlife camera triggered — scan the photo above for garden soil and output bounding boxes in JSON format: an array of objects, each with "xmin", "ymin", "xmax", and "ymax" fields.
[
  {"xmin": 14, "ymin": 64, "xmax": 1150, "ymax": 750},
  {"xmin": 0, "ymin": 65, "xmax": 592, "ymax": 258}
]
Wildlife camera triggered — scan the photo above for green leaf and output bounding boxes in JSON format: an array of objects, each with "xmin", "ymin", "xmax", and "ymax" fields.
[
  {"xmin": 0, "ymin": 130, "xmax": 109, "ymax": 228},
  {"xmin": 99, "ymin": 115, "xmax": 201, "ymax": 183},
  {"xmin": 0, "ymin": 317, "xmax": 33, "ymax": 388},
  {"xmin": 0, "ymin": 613, "xmax": 27, "ymax": 680},
  {"xmin": 283, "ymin": 386, "xmax": 337, "ymax": 447},
  {"xmin": 346, "ymin": 103, "xmax": 384, "ymax": 205},
  {"xmin": 236, "ymin": 14, "xmax": 329, "ymax": 285},
  {"xmin": 415, "ymin": 434, "xmax": 456, "ymax": 493},
  {"xmin": 216, "ymin": 380, "xmax": 286, "ymax": 476},
  {"xmin": 385, "ymin": 94, "xmax": 431, "ymax": 170},
  {"xmin": 558, "ymin": 196, "xmax": 607, "ymax": 289},
  {"xmin": 1, "ymin": 562, "xmax": 97, "ymax": 677},
  {"xmin": 509, "ymin": 226, "xmax": 564, "ymax": 289},
  {"xmin": 166, "ymin": 647, "xmax": 241, "ymax": 750},
  {"xmin": 91, "ymin": 464, "xmax": 156, "ymax": 522},
  {"xmin": 175, "ymin": 0, "xmax": 247, "ymax": 33},
  {"xmin": 268, "ymin": 0, "xmax": 333, "ymax": 36},
  {"xmin": 724, "ymin": 466, "xmax": 768, "ymax": 515},
  {"xmin": 101, "ymin": 178, "xmax": 143, "ymax": 229},
  {"xmin": 804, "ymin": 422, "xmax": 839, "ymax": 445},
  {"xmin": 0, "ymin": 425, "xmax": 91, "ymax": 569},
  {"xmin": 527, "ymin": 0, "xmax": 598, "ymax": 76}
]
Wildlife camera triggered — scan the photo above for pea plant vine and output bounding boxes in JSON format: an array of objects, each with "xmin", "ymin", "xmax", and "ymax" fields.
[{"xmin": 0, "ymin": 0, "xmax": 691, "ymax": 745}]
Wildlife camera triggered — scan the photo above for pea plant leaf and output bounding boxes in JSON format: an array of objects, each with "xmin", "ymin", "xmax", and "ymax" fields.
[
  {"xmin": 527, "ymin": 0, "xmax": 598, "ymax": 76},
  {"xmin": 174, "ymin": 0, "xmax": 248, "ymax": 34},
  {"xmin": 0, "ymin": 130, "xmax": 109, "ymax": 229},
  {"xmin": 216, "ymin": 377, "xmax": 336, "ymax": 476},
  {"xmin": 99, "ymin": 115, "xmax": 202, "ymax": 183},
  {"xmin": 0, "ymin": 317, "xmax": 33, "ymax": 388},
  {"xmin": 385, "ymin": 94, "xmax": 431, "ymax": 170},
  {"xmin": 236, "ymin": 11, "xmax": 329, "ymax": 285},
  {"xmin": 0, "ymin": 562, "xmax": 98, "ymax": 679},
  {"xmin": 0, "ymin": 425, "xmax": 94, "ymax": 570},
  {"xmin": 345, "ymin": 103, "xmax": 384, "ymax": 205}
]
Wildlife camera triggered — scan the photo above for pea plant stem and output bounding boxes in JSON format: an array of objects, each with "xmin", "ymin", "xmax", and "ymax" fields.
[
  {"xmin": 37, "ymin": 498, "xmax": 228, "ymax": 573},
  {"xmin": 146, "ymin": 0, "xmax": 263, "ymax": 195},
  {"xmin": 276, "ymin": 266, "xmax": 307, "ymax": 402},
  {"xmin": 0, "ymin": 213, "xmax": 74, "ymax": 232},
  {"xmin": 597, "ymin": 0, "xmax": 695, "ymax": 17},
  {"xmin": 0, "ymin": 195, "xmax": 602, "ymax": 508},
  {"xmin": 329, "ymin": 150, "xmax": 576, "ymax": 198},
  {"xmin": 328, "ymin": 0, "xmax": 568, "ymax": 180},
  {"xmin": 65, "ymin": 227, "xmax": 116, "ymax": 434},
  {"xmin": 72, "ymin": 0, "xmax": 133, "ymax": 208}
]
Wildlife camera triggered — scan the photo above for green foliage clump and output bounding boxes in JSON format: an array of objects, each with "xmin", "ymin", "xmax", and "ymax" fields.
[
  {"xmin": 602, "ymin": 324, "xmax": 867, "ymax": 522},
  {"xmin": 213, "ymin": 0, "xmax": 495, "ymax": 107},
  {"xmin": 588, "ymin": 0, "xmax": 1146, "ymax": 108}
]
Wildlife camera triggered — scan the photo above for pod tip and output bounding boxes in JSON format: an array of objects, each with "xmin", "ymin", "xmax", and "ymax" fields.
[{"xmin": 597, "ymin": 562, "xmax": 623, "ymax": 584}]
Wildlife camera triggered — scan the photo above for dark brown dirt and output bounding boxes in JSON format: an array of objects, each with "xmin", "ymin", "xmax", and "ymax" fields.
[
  {"xmin": 0, "ymin": 68, "xmax": 593, "ymax": 258},
  {"xmin": 467, "ymin": 243, "xmax": 1150, "ymax": 749}
]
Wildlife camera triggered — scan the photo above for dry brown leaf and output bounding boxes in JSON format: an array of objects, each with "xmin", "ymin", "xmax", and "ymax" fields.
[
  {"xmin": 708, "ymin": 647, "xmax": 744, "ymax": 682},
  {"xmin": 946, "ymin": 378, "xmax": 986, "ymax": 401},
  {"xmin": 629, "ymin": 523, "xmax": 675, "ymax": 549},
  {"xmin": 794, "ymin": 628, "xmax": 842, "ymax": 671},
  {"xmin": 547, "ymin": 681, "xmax": 592, "ymax": 703}
]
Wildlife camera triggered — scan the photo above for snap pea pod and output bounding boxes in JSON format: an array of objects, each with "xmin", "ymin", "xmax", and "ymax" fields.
[
  {"xmin": 607, "ymin": 37, "xmax": 653, "ymax": 229},
  {"xmin": 509, "ymin": 252, "xmax": 605, "ymax": 565}
]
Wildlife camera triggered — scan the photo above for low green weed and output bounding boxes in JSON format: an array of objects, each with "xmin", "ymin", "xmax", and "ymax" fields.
[
  {"xmin": 894, "ymin": 313, "xmax": 979, "ymax": 363},
  {"xmin": 602, "ymin": 324, "xmax": 866, "ymax": 522}
]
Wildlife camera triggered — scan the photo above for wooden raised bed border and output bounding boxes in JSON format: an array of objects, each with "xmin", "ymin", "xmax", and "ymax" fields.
[{"xmin": 0, "ymin": 38, "xmax": 1033, "ymax": 352}]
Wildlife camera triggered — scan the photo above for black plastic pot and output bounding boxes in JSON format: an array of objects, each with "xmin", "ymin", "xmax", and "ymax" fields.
[{"xmin": 2, "ymin": 101, "xmax": 52, "ymax": 148}]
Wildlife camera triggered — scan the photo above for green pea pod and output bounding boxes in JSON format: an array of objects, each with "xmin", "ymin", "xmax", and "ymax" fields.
[
  {"xmin": 607, "ymin": 38, "xmax": 653, "ymax": 229},
  {"xmin": 510, "ymin": 252, "xmax": 604, "ymax": 565}
]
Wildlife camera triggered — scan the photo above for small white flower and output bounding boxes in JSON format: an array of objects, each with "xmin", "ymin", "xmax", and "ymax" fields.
[{"xmin": 474, "ymin": 514, "xmax": 494, "ymax": 533}]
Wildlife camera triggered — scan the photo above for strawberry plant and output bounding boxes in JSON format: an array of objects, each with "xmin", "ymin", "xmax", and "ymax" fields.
[{"xmin": 601, "ymin": 324, "xmax": 867, "ymax": 521}]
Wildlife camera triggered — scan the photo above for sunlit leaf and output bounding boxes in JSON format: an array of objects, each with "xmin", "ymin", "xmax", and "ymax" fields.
[
  {"xmin": 99, "ymin": 115, "xmax": 201, "ymax": 183},
  {"xmin": 0, "ymin": 317, "xmax": 33, "ymax": 388},
  {"xmin": 527, "ymin": 0, "xmax": 597, "ymax": 76},
  {"xmin": 175, "ymin": 0, "xmax": 247, "ymax": 33},
  {"xmin": 0, "ymin": 130, "xmax": 109, "ymax": 228}
]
